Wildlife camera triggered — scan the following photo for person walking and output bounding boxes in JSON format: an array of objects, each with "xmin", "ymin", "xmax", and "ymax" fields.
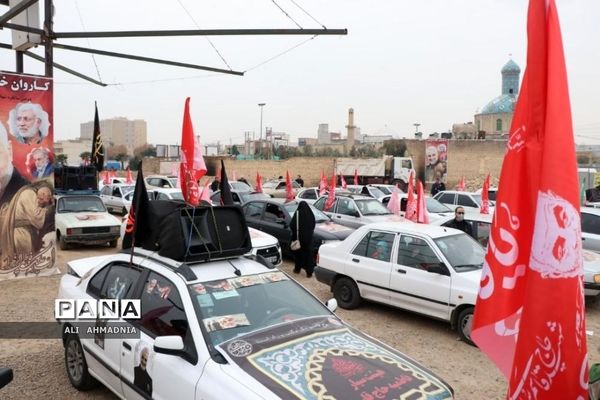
[
  {"xmin": 295, "ymin": 175, "xmax": 304, "ymax": 187},
  {"xmin": 446, "ymin": 206, "xmax": 473, "ymax": 237},
  {"xmin": 290, "ymin": 201, "xmax": 316, "ymax": 277}
]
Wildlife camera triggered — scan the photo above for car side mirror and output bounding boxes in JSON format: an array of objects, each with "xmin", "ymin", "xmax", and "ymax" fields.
[
  {"xmin": 353, "ymin": 211, "xmax": 361, "ymax": 218},
  {"xmin": 326, "ymin": 298, "xmax": 338, "ymax": 313},
  {"xmin": 276, "ymin": 219, "xmax": 288, "ymax": 228},
  {"xmin": 427, "ymin": 263, "xmax": 450, "ymax": 276},
  {"xmin": 0, "ymin": 368, "xmax": 13, "ymax": 389},
  {"xmin": 154, "ymin": 335, "xmax": 185, "ymax": 356}
]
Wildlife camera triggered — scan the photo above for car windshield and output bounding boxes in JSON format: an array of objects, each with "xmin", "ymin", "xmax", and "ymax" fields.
[
  {"xmin": 262, "ymin": 181, "xmax": 278, "ymax": 189},
  {"xmin": 189, "ymin": 271, "xmax": 331, "ymax": 346},
  {"xmin": 58, "ymin": 196, "xmax": 107, "ymax": 213},
  {"xmin": 434, "ymin": 234, "xmax": 485, "ymax": 272},
  {"xmin": 169, "ymin": 191, "xmax": 184, "ymax": 200},
  {"xmin": 120, "ymin": 185, "xmax": 135, "ymax": 195},
  {"xmin": 355, "ymin": 199, "xmax": 391, "ymax": 216},
  {"xmin": 284, "ymin": 203, "xmax": 330, "ymax": 223},
  {"xmin": 231, "ymin": 181, "xmax": 252, "ymax": 191},
  {"xmin": 426, "ymin": 198, "xmax": 452, "ymax": 213},
  {"xmin": 375, "ymin": 186, "xmax": 393, "ymax": 195},
  {"xmin": 168, "ymin": 178, "xmax": 178, "ymax": 187},
  {"xmin": 239, "ymin": 192, "xmax": 270, "ymax": 203},
  {"xmin": 368, "ymin": 187, "xmax": 386, "ymax": 199}
]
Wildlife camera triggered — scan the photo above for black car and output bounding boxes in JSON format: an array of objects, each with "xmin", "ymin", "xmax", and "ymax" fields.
[{"xmin": 242, "ymin": 199, "xmax": 354, "ymax": 256}]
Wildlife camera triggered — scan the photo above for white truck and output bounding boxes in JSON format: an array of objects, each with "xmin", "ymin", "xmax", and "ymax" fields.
[{"xmin": 336, "ymin": 156, "xmax": 415, "ymax": 191}]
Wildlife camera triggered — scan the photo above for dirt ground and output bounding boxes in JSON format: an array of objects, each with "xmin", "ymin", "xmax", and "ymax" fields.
[{"xmin": 1, "ymin": 243, "xmax": 600, "ymax": 399}]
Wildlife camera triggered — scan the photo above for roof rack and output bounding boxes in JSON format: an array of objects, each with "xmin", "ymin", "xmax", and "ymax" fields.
[{"xmin": 121, "ymin": 247, "xmax": 198, "ymax": 281}]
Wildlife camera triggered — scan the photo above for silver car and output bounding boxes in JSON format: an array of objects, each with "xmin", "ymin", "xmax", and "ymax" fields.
[
  {"xmin": 313, "ymin": 194, "xmax": 399, "ymax": 229},
  {"xmin": 99, "ymin": 183, "xmax": 135, "ymax": 214},
  {"xmin": 582, "ymin": 207, "xmax": 600, "ymax": 253}
]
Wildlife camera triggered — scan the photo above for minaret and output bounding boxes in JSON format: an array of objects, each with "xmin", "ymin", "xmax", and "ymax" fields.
[
  {"xmin": 501, "ymin": 59, "xmax": 521, "ymax": 96},
  {"xmin": 346, "ymin": 108, "xmax": 356, "ymax": 148}
]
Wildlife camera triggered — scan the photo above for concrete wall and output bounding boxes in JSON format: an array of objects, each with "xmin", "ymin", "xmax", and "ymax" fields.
[{"xmin": 144, "ymin": 139, "xmax": 507, "ymax": 191}]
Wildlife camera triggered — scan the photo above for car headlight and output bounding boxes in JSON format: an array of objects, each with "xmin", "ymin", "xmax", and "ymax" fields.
[
  {"xmin": 66, "ymin": 228, "xmax": 82, "ymax": 235},
  {"xmin": 594, "ymin": 274, "xmax": 600, "ymax": 284}
]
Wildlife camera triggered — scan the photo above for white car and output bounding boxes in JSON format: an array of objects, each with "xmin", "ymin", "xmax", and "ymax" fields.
[
  {"xmin": 432, "ymin": 211, "xmax": 600, "ymax": 297},
  {"xmin": 99, "ymin": 183, "xmax": 136, "ymax": 214},
  {"xmin": 346, "ymin": 185, "xmax": 387, "ymax": 200},
  {"xmin": 295, "ymin": 187, "xmax": 348, "ymax": 205},
  {"xmin": 57, "ymin": 249, "xmax": 454, "ymax": 399},
  {"xmin": 148, "ymin": 188, "xmax": 185, "ymax": 201},
  {"xmin": 433, "ymin": 190, "xmax": 495, "ymax": 214},
  {"xmin": 55, "ymin": 195, "xmax": 121, "ymax": 250},
  {"xmin": 380, "ymin": 193, "xmax": 454, "ymax": 222},
  {"xmin": 315, "ymin": 222, "xmax": 485, "ymax": 345},
  {"xmin": 145, "ymin": 175, "xmax": 179, "ymax": 189},
  {"xmin": 582, "ymin": 207, "xmax": 600, "ymax": 253},
  {"xmin": 261, "ymin": 180, "xmax": 300, "ymax": 198},
  {"xmin": 313, "ymin": 194, "xmax": 402, "ymax": 229}
]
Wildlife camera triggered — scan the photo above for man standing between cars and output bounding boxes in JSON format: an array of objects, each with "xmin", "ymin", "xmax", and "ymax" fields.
[
  {"xmin": 446, "ymin": 206, "xmax": 473, "ymax": 237},
  {"xmin": 430, "ymin": 175, "xmax": 446, "ymax": 196},
  {"xmin": 295, "ymin": 174, "xmax": 304, "ymax": 187}
]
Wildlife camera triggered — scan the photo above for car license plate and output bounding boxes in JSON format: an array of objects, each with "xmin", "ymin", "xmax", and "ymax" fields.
[{"xmin": 267, "ymin": 256, "xmax": 278, "ymax": 264}]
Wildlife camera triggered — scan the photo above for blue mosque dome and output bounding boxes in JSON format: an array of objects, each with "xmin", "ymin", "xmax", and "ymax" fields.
[{"xmin": 480, "ymin": 59, "xmax": 521, "ymax": 115}]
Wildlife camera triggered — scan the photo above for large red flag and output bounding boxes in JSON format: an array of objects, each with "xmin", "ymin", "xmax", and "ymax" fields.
[
  {"xmin": 458, "ymin": 176, "xmax": 466, "ymax": 191},
  {"xmin": 285, "ymin": 170, "xmax": 295, "ymax": 202},
  {"xmin": 255, "ymin": 172, "xmax": 263, "ymax": 193},
  {"xmin": 472, "ymin": 1, "xmax": 588, "ymax": 398},
  {"xmin": 180, "ymin": 97, "xmax": 207, "ymax": 206},
  {"xmin": 324, "ymin": 173, "xmax": 337, "ymax": 211},
  {"xmin": 199, "ymin": 180, "xmax": 211, "ymax": 204},
  {"xmin": 405, "ymin": 171, "xmax": 417, "ymax": 222},
  {"xmin": 125, "ymin": 167, "xmax": 133, "ymax": 184},
  {"xmin": 416, "ymin": 180, "xmax": 429, "ymax": 224},
  {"xmin": 387, "ymin": 185, "xmax": 401, "ymax": 215},
  {"xmin": 340, "ymin": 175, "xmax": 348, "ymax": 190},
  {"xmin": 480, "ymin": 174, "xmax": 490, "ymax": 214},
  {"xmin": 319, "ymin": 170, "xmax": 328, "ymax": 197},
  {"xmin": 354, "ymin": 169, "xmax": 359, "ymax": 185}
]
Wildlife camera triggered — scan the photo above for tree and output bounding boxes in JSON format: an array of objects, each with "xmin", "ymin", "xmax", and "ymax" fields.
[
  {"xmin": 303, "ymin": 145, "xmax": 313, "ymax": 157},
  {"xmin": 133, "ymin": 144, "xmax": 156, "ymax": 158},
  {"xmin": 55, "ymin": 153, "xmax": 68, "ymax": 166},
  {"xmin": 79, "ymin": 151, "xmax": 91, "ymax": 164},
  {"xmin": 230, "ymin": 145, "xmax": 240, "ymax": 156},
  {"xmin": 382, "ymin": 139, "xmax": 407, "ymax": 157}
]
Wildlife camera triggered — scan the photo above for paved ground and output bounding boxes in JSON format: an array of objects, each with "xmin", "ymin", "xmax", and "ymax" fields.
[{"xmin": 1, "ymin": 242, "xmax": 600, "ymax": 399}]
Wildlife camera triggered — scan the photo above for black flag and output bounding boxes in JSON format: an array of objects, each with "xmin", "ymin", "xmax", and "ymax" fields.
[
  {"xmin": 91, "ymin": 102, "xmax": 104, "ymax": 171},
  {"xmin": 219, "ymin": 159, "xmax": 234, "ymax": 205},
  {"xmin": 122, "ymin": 163, "xmax": 150, "ymax": 249}
]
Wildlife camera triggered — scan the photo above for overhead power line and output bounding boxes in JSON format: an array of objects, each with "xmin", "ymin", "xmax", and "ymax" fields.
[
  {"xmin": 289, "ymin": 0, "xmax": 326, "ymax": 29},
  {"xmin": 270, "ymin": 0, "xmax": 303, "ymax": 29},
  {"xmin": 74, "ymin": 0, "xmax": 103, "ymax": 82}
]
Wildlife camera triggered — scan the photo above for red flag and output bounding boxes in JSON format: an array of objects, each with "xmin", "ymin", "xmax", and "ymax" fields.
[
  {"xmin": 387, "ymin": 186, "xmax": 401, "ymax": 215},
  {"xmin": 109, "ymin": 169, "xmax": 116, "ymax": 179},
  {"xmin": 354, "ymin": 169, "xmax": 359, "ymax": 185},
  {"xmin": 340, "ymin": 175, "xmax": 348, "ymax": 190},
  {"xmin": 125, "ymin": 167, "xmax": 133, "ymax": 184},
  {"xmin": 102, "ymin": 170, "xmax": 110, "ymax": 184},
  {"xmin": 472, "ymin": 1, "xmax": 587, "ymax": 397},
  {"xmin": 319, "ymin": 170, "xmax": 328, "ymax": 197},
  {"xmin": 405, "ymin": 171, "xmax": 417, "ymax": 222},
  {"xmin": 458, "ymin": 176, "xmax": 466, "ymax": 191},
  {"xmin": 416, "ymin": 180, "xmax": 429, "ymax": 224},
  {"xmin": 480, "ymin": 174, "xmax": 490, "ymax": 214},
  {"xmin": 325, "ymin": 173, "xmax": 337, "ymax": 211},
  {"xmin": 285, "ymin": 170, "xmax": 295, "ymax": 202},
  {"xmin": 180, "ymin": 97, "xmax": 207, "ymax": 206},
  {"xmin": 255, "ymin": 172, "xmax": 263, "ymax": 193},
  {"xmin": 199, "ymin": 180, "xmax": 211, "ymax": 203}
]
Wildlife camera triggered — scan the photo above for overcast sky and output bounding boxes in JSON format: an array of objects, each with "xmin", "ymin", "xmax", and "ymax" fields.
[{"xmin": 1, "ymin": 0, "xmax": 599, "ymax": 145}]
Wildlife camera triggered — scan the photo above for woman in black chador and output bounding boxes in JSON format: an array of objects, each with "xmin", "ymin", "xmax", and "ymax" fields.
[{"xmin": 290, "ymin": 201, "xmax": 316, "ymax": 277}]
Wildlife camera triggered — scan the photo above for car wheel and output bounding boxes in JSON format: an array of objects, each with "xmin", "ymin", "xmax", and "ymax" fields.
[
  {"xmin": 457, "ymin": 307, "xmax": 475, "ymax": 346},
  {"xmin": 65, "ymin": 334, "xmax": 97, "ymax": 390},
  {"xmin": 333, "ymin": 277, "xmax": 362, "ymax": 309},
  {"xmin": 109, "ymin": 239, "xmax": 118, "ymax": 248},
  {"xmin": 59, "ymin": 234, "xmax": 69, "ymax": 250}
]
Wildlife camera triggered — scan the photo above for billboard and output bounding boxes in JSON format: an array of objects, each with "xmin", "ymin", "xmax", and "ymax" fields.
[
  {"xmin": 425, "ymin": 139, "xmax": 448, "ymax": 183},
  {"xmin": 0, "ymin": 72, "xmax": 58, "ymax": 280}
]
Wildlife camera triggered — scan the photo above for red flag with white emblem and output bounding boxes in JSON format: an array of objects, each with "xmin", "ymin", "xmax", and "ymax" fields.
[
  {"xmin": 405, "ymin": 171, "xmax": 417, "ymax": 222},
  {"xmin": 319, "ymin": 170, "xmax": 328, "ymax": 197},
  {"xmin": 480, "ymin": 174, "xmax": 490, "ymax": 214},
  {"xmin": 199, "ymin": 180, "xmax": 211, "ymax": 203},
  {"xmin": 416, "ymin": 180, "xmax": 429, "ymax": 224},
  {"xmin": 255, "ymin": 172, "xmax": 263, "ymax": 193},
  {"xmin": 325, "ymin": 173, "xmax": 336, "ymax": 211},
  {"xmin": 471, "ymin": 1, "xmax": 587, "ymax": 398},
  {"xmin": 180, "ymin": 97, "xmax": 207, "ymax": 206},
  {"xmin": 285, "ymin": 170, "xmax": 295, "ymax": 202}
]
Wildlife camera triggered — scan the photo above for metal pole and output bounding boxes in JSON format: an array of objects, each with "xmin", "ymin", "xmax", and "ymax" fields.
[
  {"xmin": 258, "ymin": 103, "xmax": 265, "ymax": 158},
  {"xmin": 53, "ymin": 28, "xmax": 349, "ymax": 39},
  {"xmin": 44, "ymin": 0, "xmax": 52, "ymax": 77},
  {"xmin": 15, "ymin": 50, "xmax": 23, "ymax": 72}
]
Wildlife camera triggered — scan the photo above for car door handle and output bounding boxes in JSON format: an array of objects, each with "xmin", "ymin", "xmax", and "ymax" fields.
[
  {"xmin": 122, "ymin": 342, "xmax": 131, "ymax": 350},
  {"xmin": 352, "ymin": 258, "xmax": 360, "ymax": 263},
  {"xmin": 336, "ymin": 216, "xmax": 341, "ymax": 219},
  {"xmin": 396, "ymin": 269, "xmax": 407, "ymax": 274},
  {"xmin": 582, "ymin": 237, "xmax": 586, "ymax": 241}
]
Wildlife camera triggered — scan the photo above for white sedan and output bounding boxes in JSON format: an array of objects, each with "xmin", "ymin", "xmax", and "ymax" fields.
[{"xmin": 315, "ymin": 222, "xmax": 485, "ymax": 345}]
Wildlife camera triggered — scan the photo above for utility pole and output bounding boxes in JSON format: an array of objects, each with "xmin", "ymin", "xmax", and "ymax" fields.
[{"xmin": 258, "ymin": 103, "xmax": 266, "ymax": 158}]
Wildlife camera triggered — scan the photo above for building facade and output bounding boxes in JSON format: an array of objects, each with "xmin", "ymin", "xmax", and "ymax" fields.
[
  {"xmin": 80, "ymin": 117, "xmax": 147, "ymax": 156},
  {"xmin": 54, "ymin": 138, "xmax": 92, "ymax": 165}
]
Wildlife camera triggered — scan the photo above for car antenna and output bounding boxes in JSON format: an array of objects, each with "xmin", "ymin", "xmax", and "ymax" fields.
[{"xmin": 227, "ymin": 260, "xmax": 242, "ymax": 276}]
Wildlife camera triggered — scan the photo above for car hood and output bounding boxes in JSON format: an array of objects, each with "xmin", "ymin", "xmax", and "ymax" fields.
[
  {"xmin": 57, "ymin": 212, "xmax": 121, "ymax": 228},
  {"xmin": 315, "ymin": 221, "xmax": 354, "ymax": 240},
  {"xmin": 362, "ymin": 214, "xmax": 406, "ymax": 224},
  {"xmin": 248, "ymin": 228, "xmax": 278, "ymax": 248},
  {"xmin": 217, "ymin": 316, "xmax": 453, "ymax": 399}
]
